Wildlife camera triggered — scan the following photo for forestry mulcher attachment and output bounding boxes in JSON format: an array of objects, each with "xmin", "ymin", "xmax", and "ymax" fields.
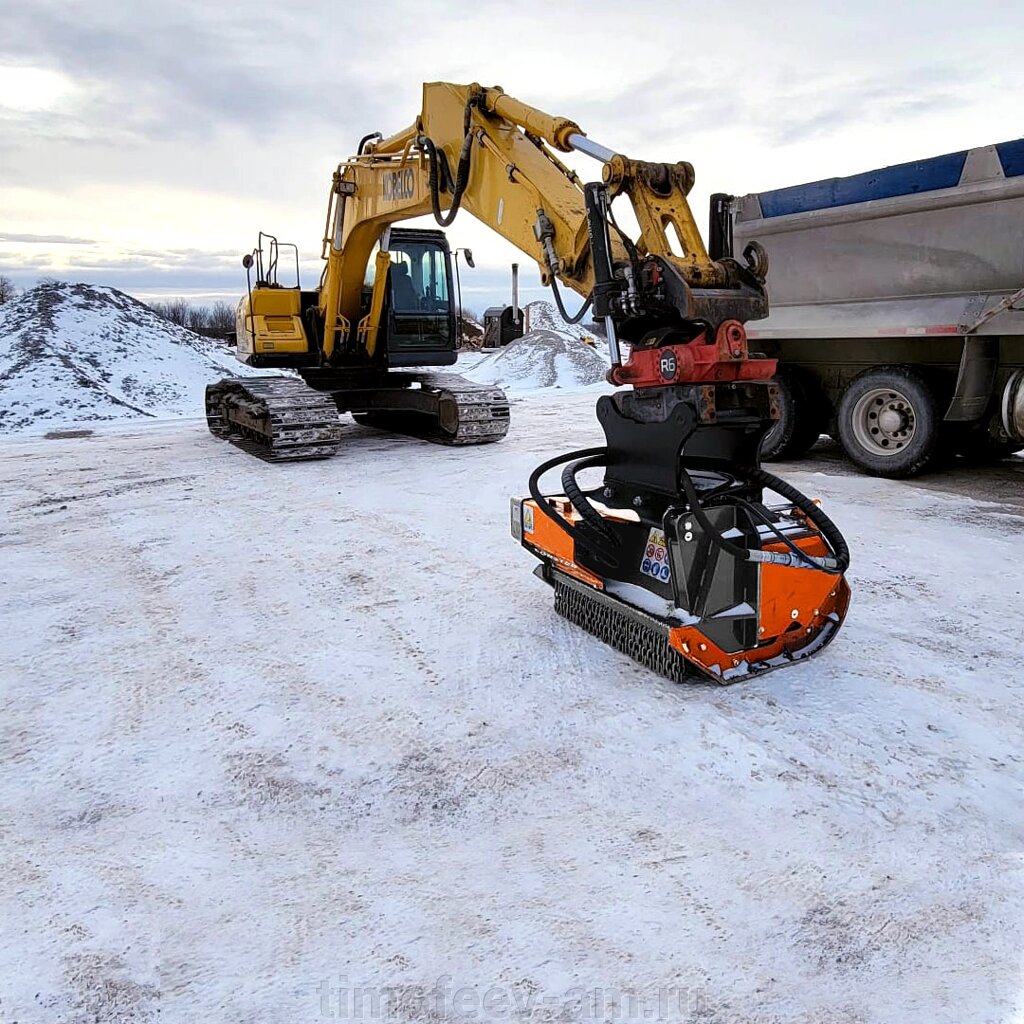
[
  {"xmin": 210, "ymin": 81, "xmax": 850, "ymax": 681},
  {"xmin": 507, "ymin": 154, "xmax": 851, "ymax": 682}
]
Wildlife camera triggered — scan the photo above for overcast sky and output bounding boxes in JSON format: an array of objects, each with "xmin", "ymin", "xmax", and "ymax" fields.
[{"xmin": 2, "ymin": 0, "xmax": 1023, "ymax": 313}]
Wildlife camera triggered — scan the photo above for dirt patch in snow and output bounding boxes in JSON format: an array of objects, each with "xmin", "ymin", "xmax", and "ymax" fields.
[{"xmin": 63, "ymin": 952, "xmax": 160, "ymax": 1023}]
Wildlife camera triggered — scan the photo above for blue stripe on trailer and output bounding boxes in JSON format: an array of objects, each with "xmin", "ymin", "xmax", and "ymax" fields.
[
  {"xmin": 758, "ymin": 150, "xmax": 969, "ymax": 218},
  {"xmin": 996, "ymin": 139, "xmax": 1024, "ymax": 178}
]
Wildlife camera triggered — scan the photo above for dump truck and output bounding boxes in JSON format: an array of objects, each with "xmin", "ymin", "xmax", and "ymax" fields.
[{"xmin": 723, "ymin": 140, "xmax": 1024, "ymax": 477}]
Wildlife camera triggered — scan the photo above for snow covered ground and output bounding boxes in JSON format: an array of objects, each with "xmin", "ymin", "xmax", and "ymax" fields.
[{"xmin": 2, "ymin": 395, "xmax": 1023, "ymax": 1024}]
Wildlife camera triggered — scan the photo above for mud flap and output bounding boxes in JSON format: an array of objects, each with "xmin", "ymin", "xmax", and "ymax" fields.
[{"xmin": 946, "ymin": 335, "xmax": 998, "ymax": 422}]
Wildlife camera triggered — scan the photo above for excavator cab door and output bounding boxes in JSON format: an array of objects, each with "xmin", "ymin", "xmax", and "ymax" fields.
[{"xmin": 382, "ymin": 228, "xmax": 457, "ymax": 368}]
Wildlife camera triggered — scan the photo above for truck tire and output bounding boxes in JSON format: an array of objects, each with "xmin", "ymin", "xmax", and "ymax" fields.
[
  {"xmin": 837, "ymin": 366, "xmax": 942, "ymax": 478},
  {"xmin": 761, "ymin": 368, "xmax": 827, "ymax": 461},
  {"xmin": 954, "ymin": 426, "xmax": 1023, "ymax": 464}
]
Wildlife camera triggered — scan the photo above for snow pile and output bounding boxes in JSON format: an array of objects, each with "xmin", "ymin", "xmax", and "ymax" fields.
[
  {"xmin": 524, "ymin": 298, "xmax": 602, "ymax": 341},
  {"xmin": 463, "ymin": 327, "xmax": 610, "ymax": 392},
  {"xmin": 0, "ymin": 282, "xmax": 261, "ymax": 434}
]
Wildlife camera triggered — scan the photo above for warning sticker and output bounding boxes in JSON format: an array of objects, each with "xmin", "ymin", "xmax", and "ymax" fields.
[
  {"xmin": 523, "ymin": 503, "xmax": 535, "ymax": 535},
  {"xmin": 640, "ymin": 527, "xmax": 671, "ymax": 583}
]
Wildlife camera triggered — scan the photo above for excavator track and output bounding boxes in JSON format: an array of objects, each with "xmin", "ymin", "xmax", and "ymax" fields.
[
  {"xmin": 206, "ymin": 372, "xmax": 509, "ymax": 462},
  {"xmin": 549, "ymin": 570, "xmax": 696, "ymax": 685},
  {"xmin": 205, "ymin": 377, "xmax": 343, "ymax": 462},
  {"xmin": 379, "ymin": 372, "xmax": 510, "ymax": 446}
]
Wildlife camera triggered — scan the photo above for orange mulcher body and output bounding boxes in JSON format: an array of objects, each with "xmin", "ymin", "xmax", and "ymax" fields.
[
  {"xmin": 512, "ymin": 317, "xmax": 852, "ymax": 684},
  {"xmin": 513, "ymin": 492, "xmax": 851, "ymax": 683}
]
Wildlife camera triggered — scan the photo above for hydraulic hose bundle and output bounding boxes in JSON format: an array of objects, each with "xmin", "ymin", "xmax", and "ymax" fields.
[
  {"xmin": 422, "ymin": 99, "xmax": 476, "ymax": 228},
  {"xmin": 528, "ymin": 445, "xmax": 850, "ymax": 576}
]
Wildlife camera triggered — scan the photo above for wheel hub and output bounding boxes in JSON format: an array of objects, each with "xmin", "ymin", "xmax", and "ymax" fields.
[{"xmin": 851, "ymin": 388, "xmax": 917, "ymax": 456}]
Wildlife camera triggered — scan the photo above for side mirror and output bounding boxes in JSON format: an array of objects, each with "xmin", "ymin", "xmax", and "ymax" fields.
[
  {"xmin": 463, "ymin": 248, "xmax": 475, "ymax": 269},
  {"xmin": 242, "ymin": 253, "xmax": 254, "ymax": 269}
]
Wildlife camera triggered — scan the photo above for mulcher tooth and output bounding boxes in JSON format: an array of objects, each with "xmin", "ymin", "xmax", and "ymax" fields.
[{"xmin": 551, "ymin": 571, "xmax": 698, "ymax": 685}]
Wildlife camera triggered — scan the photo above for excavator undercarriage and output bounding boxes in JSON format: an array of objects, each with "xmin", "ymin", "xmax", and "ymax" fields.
[{"xmin": 206, "ymin": 371, "xmax": 509, "ymax": 461}]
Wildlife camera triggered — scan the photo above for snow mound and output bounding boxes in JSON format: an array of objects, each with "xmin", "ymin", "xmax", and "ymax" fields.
[
  {"xmin": 0, "ymin": 282, "xmax": 262, "ymax": 434},
  {"xmin": 463, "ymin": 328, "xmax": 610, "ymax": 392},
  {"xmin": 524, "ymin": 299, "xmax": 596, "ymax": 342}
]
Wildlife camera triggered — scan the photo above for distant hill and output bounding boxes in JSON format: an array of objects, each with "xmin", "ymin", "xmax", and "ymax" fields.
[{"xmin": 0, "ymin": 282, "xmax": 263, "ymax": 434}]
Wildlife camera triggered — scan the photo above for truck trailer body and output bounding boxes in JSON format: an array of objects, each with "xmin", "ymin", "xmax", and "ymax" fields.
[{"xmin": 730, "ymin": 140, "xmax": 1024, "ymax": 476}]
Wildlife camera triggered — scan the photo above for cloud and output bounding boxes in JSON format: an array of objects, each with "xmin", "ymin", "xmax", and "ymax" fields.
[
  {"xmin": 0, "ymin": 232, "xmax": 97, "ymax": 245},
  {"xmin": 1, "ymin": 0, "xmax": 1023, "ymax": 309},
  {"xmin": 0, "ymin": 0, "xmax": 389, "ymax": 146},
  {"xmin": 570, "ymin": 59, "xmax": 977, "ymax": 152}
]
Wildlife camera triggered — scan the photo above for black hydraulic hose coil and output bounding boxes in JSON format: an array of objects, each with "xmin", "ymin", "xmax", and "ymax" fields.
[
  {"xmin": 747, "ymin": 465, "xmax": 851, "ymax": 572},
  {"xmin": 528, "ymin": 446, "xmax": 608, "ymax": 539},
  {"xmin": 560, "ymin": 454, "xmax": 618, "ymax": 546},
  {"xmin": 548, "ymin": 276, "xmax": 594, "ymax": 324},
  {"xmin": 678, "ymin": 465, "xmax": 850, "ymax": 574},
  {"xmin": 422, "ymin": 99, "xmax": 475, "ymax": 229},
  {"xmin": 528, "ymin": 444, "xmax": 614, "ymax": 552},
  {"xmin": 528, "ymin": 447, "xmax": 850, "ymax": 577},
  {"xmin": 678, "ymin": 470, "xmax": 753, "ymax": 562}
]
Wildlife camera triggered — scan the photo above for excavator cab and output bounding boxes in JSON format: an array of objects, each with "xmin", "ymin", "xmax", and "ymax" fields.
[{"xmin": 380, "ymin": 228, "xmax": 457, "ymax": 368}]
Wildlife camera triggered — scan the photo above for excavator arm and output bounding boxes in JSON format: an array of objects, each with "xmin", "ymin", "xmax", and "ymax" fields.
[{"xmin": 317, "ymin": 81, "xmax": 766, "ymax": 363}]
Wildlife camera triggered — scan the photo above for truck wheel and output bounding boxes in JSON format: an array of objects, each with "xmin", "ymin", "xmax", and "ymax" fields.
[
  {"xmin": 761, "ymin": 368, "xmax": 827, "ymax": 461},
  {"xmin": 954, "ymin": 426, "xmax": 1023, "ymax": 463},
  {"xmin": 837, "ymin": 366, "xmax": 942, "ymax": 478}
]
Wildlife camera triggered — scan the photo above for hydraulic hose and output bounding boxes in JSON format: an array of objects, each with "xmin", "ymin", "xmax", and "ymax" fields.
[
  {"xmin": 423, "ymin": 136, "xmax": 471, "ymax": 227},
  {"xmin": 747, "ymin": 465, "xmax": 850, "ymax": 572},
  {"xmin": 357, "ymin": 132, "xmax": 382, "ymax": 155},
  {"xmin": 548, "ymin": 275, "xmax": 594, "ymax": 325},
  {"xmin": 528, "ymin": 446, "xmax": 619, "ymax": 566},
  {"xmin": 528, "ymin": 449, "xmax": 850, "ymax": 577},
  {"xmin": 678, "ymin": 469, "xmax": 756, "ymax": 562},
  {"xmin": 731, "ymin": 494, "xmax": 824, "ymax": 569},
  {"xmin": 560, "ymin": 454, "xmax": 618, "ymax": 546},
  {"xmin": 528, "ymin": 446, "xmax": 607, "ymax": 541},
  {"xmin": 422, "ymin": 99, "xmax": 476, "ymax": 228},
  {"xmin": 678, "ymin": 465, "xmax": 849, "ymax": 574}
]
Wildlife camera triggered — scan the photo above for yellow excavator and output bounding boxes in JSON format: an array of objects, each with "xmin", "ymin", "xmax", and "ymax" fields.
[{"xmin": 207, "ymin": 82, "xmax": 851, "ymax": 682}]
